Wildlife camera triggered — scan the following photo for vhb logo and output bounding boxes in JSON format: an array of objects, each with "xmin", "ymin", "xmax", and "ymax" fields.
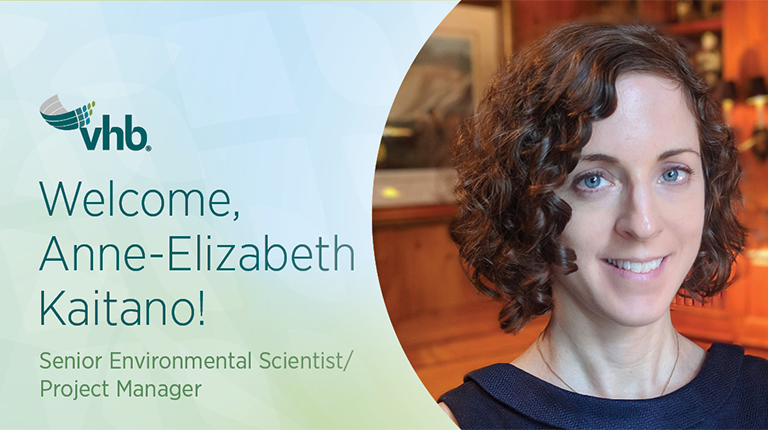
[{"xmin": 39, "ymin": 95, "xmax": 150, "ymax": 152}]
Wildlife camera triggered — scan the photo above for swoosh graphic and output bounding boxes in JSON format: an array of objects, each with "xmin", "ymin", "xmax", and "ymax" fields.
[{"xmin": 40, "ymin": 94, "xmax": 95, "ymax": 131}]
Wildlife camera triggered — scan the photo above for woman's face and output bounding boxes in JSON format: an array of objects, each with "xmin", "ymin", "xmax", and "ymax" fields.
[{"xmin": 554, "ymin": 74, "xmax": 705, "ymax": 328}]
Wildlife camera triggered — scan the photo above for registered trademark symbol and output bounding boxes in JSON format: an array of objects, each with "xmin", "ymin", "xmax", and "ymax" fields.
[{"xmin": 145, "ymin": 145, "xmax": 152, "ymax": 152}]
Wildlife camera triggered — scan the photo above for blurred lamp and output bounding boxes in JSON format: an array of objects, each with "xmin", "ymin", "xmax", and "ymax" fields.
[{"xmin": 746, "ymin": 77, "xmax": 768, "ymax": 105}]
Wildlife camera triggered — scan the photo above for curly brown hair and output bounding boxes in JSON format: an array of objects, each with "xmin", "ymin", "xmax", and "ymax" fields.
[{"xmin": 451, "ymin": 23, "xmax": 746, "ymax": 334}]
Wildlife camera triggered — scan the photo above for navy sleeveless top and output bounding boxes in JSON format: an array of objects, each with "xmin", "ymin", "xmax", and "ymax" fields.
[{"xmin": 439, "ymin": 343, "xmax": 768, "ymax": 429}]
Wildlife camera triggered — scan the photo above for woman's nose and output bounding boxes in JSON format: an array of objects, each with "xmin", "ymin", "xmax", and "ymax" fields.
[{"xmin": 615, "ymin": 183, "xmax": 663, "ymax": 241}]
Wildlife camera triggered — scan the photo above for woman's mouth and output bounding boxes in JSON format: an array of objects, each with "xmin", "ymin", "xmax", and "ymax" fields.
[
  {"xmin": 604, "ymin": 257, "xmax": 664, "ymax": 274},
  {"xmin": 602, "ymin": 256, "xmax": 667, "ymax": 280}
]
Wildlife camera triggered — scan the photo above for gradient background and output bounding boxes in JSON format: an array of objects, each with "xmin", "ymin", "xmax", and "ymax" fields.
[{"xmin": 0, "ymin": 2, "xmax": 457, "ymax": 428}]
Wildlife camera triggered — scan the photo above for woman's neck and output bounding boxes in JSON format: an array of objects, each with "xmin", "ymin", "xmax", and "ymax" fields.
[{"xmin": 542, "ymin": 308, "xmax": 681, "ymax": 398}]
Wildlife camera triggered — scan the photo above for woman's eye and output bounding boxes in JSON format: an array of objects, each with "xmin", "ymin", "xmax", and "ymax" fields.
[
  {"xmin": 580, "ymin": 174, "xmax": 606, "ymax": 189},
  {"xmin": 660, "ymin": 168, "xmax": 687, "ymax": 182}
]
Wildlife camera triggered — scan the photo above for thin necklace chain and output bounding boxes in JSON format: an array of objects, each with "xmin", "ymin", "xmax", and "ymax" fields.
[
  {"xmin": 660, "ymin": 333, "xmax": 680, "ymax": 396},
  {"xmin": 536, "ymin": 335, "xmax": 577, "ymax": 392},
  {"xmin": 535, "ymin": 332, "xmax": 680, "ymax": 397}
]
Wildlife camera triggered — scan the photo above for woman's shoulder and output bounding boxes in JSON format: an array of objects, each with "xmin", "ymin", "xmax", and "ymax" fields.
[
  {"xmin": 707, "ymin": 342, "xmax": 768, "ymax": 384},
  {"xmin": 728, "ymin": 345, "xmax": 768, "ymax": 400},
  {"xmin": 438, "ymin": 364, "xmax": 547, "ymax": 429},
  {"xmin": 741, "ymin": 350, "xmax": 768, "ymax": 376},
  {"xmin": 701, "ymin": 343, "xmax": 768, "ymax": 427}
]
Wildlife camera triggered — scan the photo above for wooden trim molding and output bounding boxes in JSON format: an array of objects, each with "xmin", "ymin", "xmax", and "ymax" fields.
[{"xmin": 372, "ymin": 204, "xmax": 456, "ymax": 227}]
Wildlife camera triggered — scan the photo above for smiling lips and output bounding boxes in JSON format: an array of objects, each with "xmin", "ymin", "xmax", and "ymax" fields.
[{"xmin": 605, "ymin": 257, "xmax": 665, "ymax": 274}]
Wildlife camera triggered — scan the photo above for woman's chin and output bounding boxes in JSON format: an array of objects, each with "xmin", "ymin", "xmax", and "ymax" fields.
[{"xmin": 599, "ymin": 296, "xmax": 675, "ymax": 328}]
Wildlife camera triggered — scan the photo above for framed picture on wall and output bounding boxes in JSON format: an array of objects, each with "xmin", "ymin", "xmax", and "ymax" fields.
[{"xmin": 373, "ymin": 3, "xmax": 503, "ymax": 208}]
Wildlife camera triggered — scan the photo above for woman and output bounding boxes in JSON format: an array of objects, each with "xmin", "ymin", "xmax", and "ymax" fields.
[{"xmin": 439, "ymin": 23, "xmax": 768, "ymax": 428}]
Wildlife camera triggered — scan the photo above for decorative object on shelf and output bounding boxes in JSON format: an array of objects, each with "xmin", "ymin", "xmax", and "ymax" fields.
[
  {"xmin": 700, "ymin": 0, "xmax": 723, "ymax": 18},
  {"xmin": 695, "ymin": 31, "xmax": 721, "ymax": 90},
  {"xmin": 740, "ymin": 77, "xmax": 768, "ymax": 161},
  {"xmin": 676, "ymin": 0, "xmax": 699, "ymax": 22}
]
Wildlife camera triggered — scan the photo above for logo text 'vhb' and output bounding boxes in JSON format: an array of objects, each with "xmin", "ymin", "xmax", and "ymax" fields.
[
  {"xmin": 80, "ymin": 115, "xmax": 147, "ymax": 151},
  {"xmin": 40, "ymin": 95, "xmax": 149, "ymax": 152}
]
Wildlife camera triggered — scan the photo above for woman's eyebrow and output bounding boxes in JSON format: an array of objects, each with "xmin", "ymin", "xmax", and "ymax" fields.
[
  {"xmin": 657, "ymin": 148, "xmax": 701, "ymax": 160},
  {"xmin": 579, "ymin": 153, "xmax": 619, "ymax": 163}
]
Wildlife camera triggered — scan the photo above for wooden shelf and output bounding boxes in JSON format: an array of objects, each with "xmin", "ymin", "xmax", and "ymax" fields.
[
  {"xmin": 663, "ymin": 17, "xmax": 722, "ymax": 36},
  {"xmin": 372, "ymin": 204, "xmax": 456, "ymax": 227}
]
